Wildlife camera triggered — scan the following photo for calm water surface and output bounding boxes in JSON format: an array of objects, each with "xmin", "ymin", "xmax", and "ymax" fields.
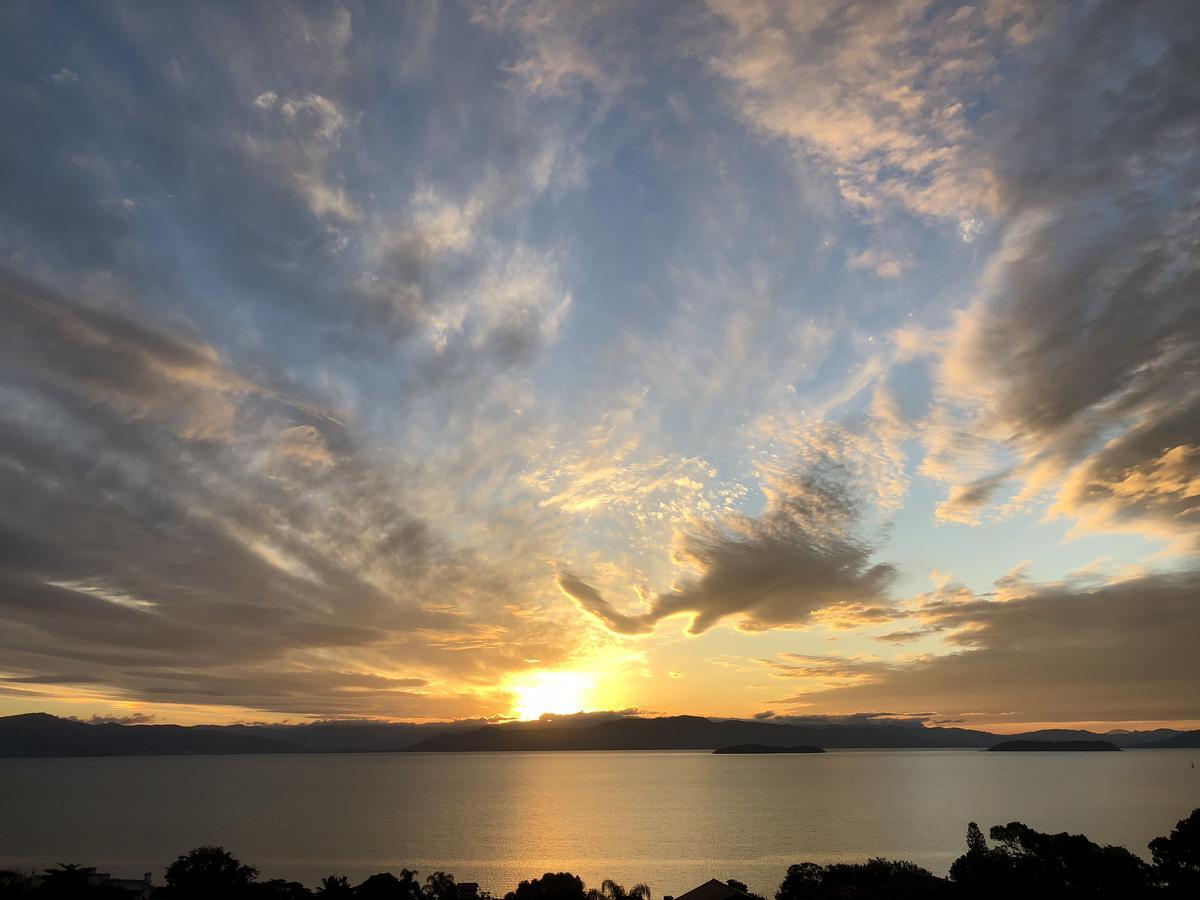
[{"xmin": 2, "ymin": 750, "xmax": 1197, "ymax": 895}]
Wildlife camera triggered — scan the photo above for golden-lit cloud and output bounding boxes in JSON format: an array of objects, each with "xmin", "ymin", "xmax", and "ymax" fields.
[
  {"xmin": 703, "ymin": 0, "xmax": 1009, "ymax": 220},
  {"xmin": 560, "ymin": 442, "xmax": 899, "ymax": 636}
]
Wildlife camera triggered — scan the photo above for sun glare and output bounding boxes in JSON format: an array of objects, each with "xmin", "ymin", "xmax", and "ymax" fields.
[{"xmin": 510, "ymin": 671, "xmax": 594, "ymax": 721}]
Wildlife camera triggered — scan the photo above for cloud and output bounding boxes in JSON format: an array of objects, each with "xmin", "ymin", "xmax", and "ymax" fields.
[
  {"xmin": 875, "ymin": 629, "xmax": 930, "ymax": 644},
  {"xmin": 1, "ymin": 273, "xmax": 259, "ymax": 441},
  {"xmin": 247, "ymin": 91, "xmax": 358, "ymax": 221},
  {"xmin": 274, "ymin": 425, "xmax": 335, "ymax": 467},
  {"xmin": 847, "ymin": 248, "xmax": 911, "ymax": 280},
  {"xmin": 935, "ymin": 470, "xmax": 1012, "ymax": 524},
  {"xmin": 0, "ymin": 273, "xmax": 587, "ymax": 718},
  {"xmin": 75, "ymin": 713, "xmax": 157, "ymax": 725},
  {"xmin": 918, "ymin": 0, "xmax": 1200, "ymax": 546},
  {"xmin": 1, "ymin": 674, "xmax": 103, "ymax": 685},
  {"xmin": 557, "ymin": 573, "xmax": 654, "ymax": 635},
  {"xmin": 279, "ymin": 93, "xmax": 347, "ymax": 139},
  {"xmin": 761, "ymin": 652, "xmax": 892, "ymax": 689},
  {"xmin": 469, "ymin": 0, "xmax": 636, "ymax": 98},
  {"xmin": 703, "ymin": 0, "xmax": 1012, "ymax": 220},
  {"xmin": 780, "ymin": 569, "xmax": 1200, "ymax": 724},
  {"xmin": 561, "ymin": 454, "xmax": 897, "ymax": 635},
  {"xmin": 750, "ymin": 710, "xmax": 933, "ymax": 728}
]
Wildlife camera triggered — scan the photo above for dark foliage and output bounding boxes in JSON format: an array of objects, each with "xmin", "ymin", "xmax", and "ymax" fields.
[
  {"xmin": 254, "ymin": 880, "xmax": 313, "ymax": 899},
  {"xmin": 503, "ymin": 873, "xmax": 587, "ymax": 900},
  {"xmin": 424, "ymin": 872, "xmax": 461, "ymax": 900},
  {"xmin": 2, "ymin": 808, "xmax": 1198, "ymax": 900},
  {"xmin": 1149, "ymin": 808, "xmax": 1200, "ymax": 897},
  {"xmin": 585, "ymin": 881, "xmax": 650, "ymax": 900},
  {"xmin": 950, "ymin": 820, "xmax": 1151, "ymax": 898},
  {"xmin": 354, "ymin": 870, "xmax": 422, "ymax": 900},
  {"xmin": 0, "ymin": 872, "xmax": 34, "ymax": 900},
  {"xmin": 776, "ymin": 858, "xmax": 949, "ymax": 899},
  {"xmin": 164, "ymin": 846, "xmax": 259, "ymax": 899},
  {"xmin": 316, "ymin": 875, "xmax": 353, "ymax": 899}
]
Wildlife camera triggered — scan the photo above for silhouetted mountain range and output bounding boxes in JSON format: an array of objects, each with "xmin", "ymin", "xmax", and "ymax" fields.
[
  {"xmin": 0, "ymin": 713, "xmax": 294, "ymax": 756},
  {"xmin": 401, "ymin": 715, "xmax": 1001, "ymax": 751},
  {"xmin": 0, "ymin": 712, "xmax": 1185, "ymax": 757},
  {"xmin": 1137, "ymin": 729, "xmax": 1200, "ymax": 748},
  {"xmin": 713, "ymin": 743, "xmax": 824, "ymax": 753},
  {"xmin": 399, "ymin": 716, "xmax": 1180, "ymax": 752},
  {"xmin": 222, "ymin": 719, "xmax": 474, "ymax": 752}
]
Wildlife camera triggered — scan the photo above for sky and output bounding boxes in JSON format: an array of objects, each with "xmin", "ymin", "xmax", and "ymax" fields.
[{"xmin": 0, "ymin": 0, "xmax": 1198, "ymax": 732}]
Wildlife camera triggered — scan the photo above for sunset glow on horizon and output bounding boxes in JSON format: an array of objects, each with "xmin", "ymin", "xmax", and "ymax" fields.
[{"xmin": 509, "ymin": 671, "xmax": 597, "ymax": 722}]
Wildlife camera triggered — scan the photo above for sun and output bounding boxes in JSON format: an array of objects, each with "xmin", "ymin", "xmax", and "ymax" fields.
[{"xmin": 510, "ymin": 670, "xmax": 594, "ymax": 721}]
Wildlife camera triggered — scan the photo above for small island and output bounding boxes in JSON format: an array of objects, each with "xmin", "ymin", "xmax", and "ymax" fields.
[
  {"xmin": 713, "ymin": 743, "xmax": 825, "ymax": 754},
  {"xmin": 989, "ymin": 739, "xmax": 1121, "ymax": 752}
]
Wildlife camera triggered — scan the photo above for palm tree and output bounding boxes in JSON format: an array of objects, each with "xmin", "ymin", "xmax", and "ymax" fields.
[
  {"xmin": 587, "ymin": 880, "xmax": 651, "ymax": 900},
  {"xmin": 316, "ymin": 875, "xmax": 353, "ymax": 899}
]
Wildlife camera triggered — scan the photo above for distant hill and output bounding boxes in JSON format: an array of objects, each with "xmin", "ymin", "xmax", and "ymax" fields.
[
  {"xmin": 220, "ymin": 719, "xmax": 476, "ymax": 753},
  {"xmin": 0, "ymin": 713, "xmax": 295, "ymax": 757},
  {"xmin": 0, "ymin": 712, "xmax": 1184, "ymax": 757},
  {"xmin": 712, "ymin": 744, "xmax": 824, "ymax": 754},
  {"xmin": 989, "ymin": 739, "xmax": 1121, "ymax": 752},
  {"xmin": 403, "ymin": 715, "xmax": 999, "ymax": 751},
  {"xmin": 1013, "ymin": 728, "xmax": 1179, "ymax": 748},
  {"xmin": 1137, "ymin": 730, "xmax": 1200, "ymax": 748}
]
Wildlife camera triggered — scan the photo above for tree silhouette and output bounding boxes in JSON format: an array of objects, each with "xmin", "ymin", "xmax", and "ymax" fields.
[
  {"xmin": 165, "ymin": 846, "xmax": 259, "ymax": 899},
  {"xmin": 586, "ymin": 879, "xmax": 650, "ymax": 900},
  {"xmin": 253, "ymin": 878, "xmax": 313, "ymax": 899},
  {"xmin": 775, "ymin": 862, "xmax": 822, "ymax": 900},
  {"xmin": 949, "ymin": 820, "xmax": 1008, "ymax": 890},
  {"xmin": 355, "ymin": 869, "xmax": 422, "ymax": 900},
  {"xmin": 1150, "ymin": 808, "xmax": 1200, "ymax": 896},
  {"xmin": 38, "ymin": 864, "xmax": 91, "ymax": 900},
  {"xmin": 966, "ymin": 822, "xmax": 987, "ymax": 855},
  {"xmin": 316, "ymin": 875, "xmax": 353, "ymax": 899},
  {"xmin": 503, "ymin": 873, "xmax": 586, "ymax": 900},
  {"xmin": 10, "ymin": 811, "xmax": 1200, "ymax": 900},
  {"xmin": 0, "ymin": 870, "xmax": 35, "ymax": 900},
  {"xmin": 424, "ymin": 871, "xmax": 459, "ymax": 900},
  {"xmin": 776, "ymin": 859, "xmax": 947, "ymax": 899},
  {"xmin": 949, "ymin": 820, "xmax": 1150, "ymax": 898}
]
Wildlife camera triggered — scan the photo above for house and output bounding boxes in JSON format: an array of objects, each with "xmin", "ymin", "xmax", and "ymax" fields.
[
  {"xmin": 666, "ymin": 879, "xmax": 756, "ymax": 900},
  {"xmin": 83, "ymin": 867, "xmax": 155, "ymax": 899}
]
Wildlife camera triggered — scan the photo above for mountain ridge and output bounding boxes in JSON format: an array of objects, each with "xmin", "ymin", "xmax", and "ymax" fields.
[{"xmin": 0, "ymin": 712, "xmax": 1183, "ymax": 757}]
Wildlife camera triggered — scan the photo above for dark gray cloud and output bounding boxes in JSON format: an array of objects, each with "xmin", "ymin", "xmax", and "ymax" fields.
[
  {"xmin": 0, "ymin": 273, "xmax": 572, "ymax": 716},
  {"xmin": 561, "ymin": 463, "xmax": 896, "ymax": 634},
  {"xmin": 750, "ymin": 711, "xmax": 934, "ymax": 729},
  {"xmin": 932, "ymin": 0, "xmax": 1200, "ymax": 544},
  {"xmin": 935, "ymin": 470, "xmax": 1012, "ymax": 525},
  {"xmin": 779, "ymin": 570, "xmax": 1200, "ymax": 724},
  {"xmin": 556, "ymin": 573, "xmax": 654, "ymax": 635},
  {"xmin": 75, "ymin": 713, "xmax": 157, "ymax": 726}
]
